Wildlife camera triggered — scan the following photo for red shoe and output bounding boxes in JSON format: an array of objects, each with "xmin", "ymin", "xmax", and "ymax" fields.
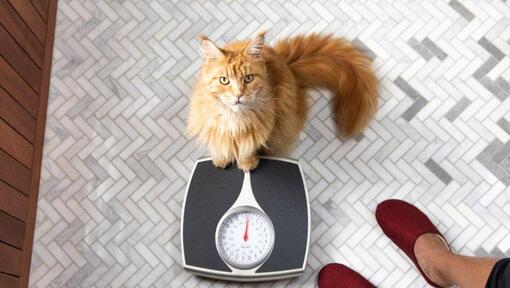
[
  {"xmin": 376, "ymin": 199, "xmax": 450, "ymax": 288},
  {"xmin": 318, "ymin": 263, "xmax": 375, "ymax": 288}
]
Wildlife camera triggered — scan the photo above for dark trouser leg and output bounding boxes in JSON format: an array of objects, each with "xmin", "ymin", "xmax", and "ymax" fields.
[{"xmin": 486, "ymin": 258, "xmax": 510, "ymax": 288}]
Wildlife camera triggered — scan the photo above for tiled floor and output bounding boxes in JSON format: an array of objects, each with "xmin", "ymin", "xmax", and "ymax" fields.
[{"xmin": 30, "ymin": 1, "xmax": 510, "ymax": 287}]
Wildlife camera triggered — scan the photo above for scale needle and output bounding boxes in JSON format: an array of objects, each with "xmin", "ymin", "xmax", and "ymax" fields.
[{"xmin": 243, "ymin": 215, "xmax": 249, "ymax": 242}]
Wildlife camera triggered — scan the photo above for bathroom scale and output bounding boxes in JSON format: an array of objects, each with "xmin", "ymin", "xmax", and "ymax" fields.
[{"xmin": 181, "ymin": 157, "xmax": 310, "ymax": 282}]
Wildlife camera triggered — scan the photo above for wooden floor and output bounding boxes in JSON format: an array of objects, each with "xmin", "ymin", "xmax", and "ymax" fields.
[{"xmin": 0, "ymin": 0, "xmax": 57, "ymax": 287}]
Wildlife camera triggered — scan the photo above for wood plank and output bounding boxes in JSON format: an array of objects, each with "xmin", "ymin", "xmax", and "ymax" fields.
[
  {"xmin": 0, "ymin": 86, "xmax": 36, "ymax": 143},
  {"xmin": 0, "ymin": 149, "xmax": 31, "ymax": 196},
  {"xmin": 0, "ymin": 242, "xmax": 21, "ymax": 276},
  {"xmin": 0, "ymin": 211, "xmax": 25, "ymax": 249},
  {"xmin": 21, "ymin": 1, "xmax": 58, "ymax": 286},
  {"xmin": 0, "ymin": 179, "xmax": 28, "ymax": 221},
  {"xmin": 0, "ymin": 56, "xmax": 39, "ymax": 117},
  {"xmin": 0, "ymin": 118, "xmax": 34, "ymax": 168},
  {"xmin": 0, "ymin": 272, "xmax": 19, "ymax": 288},
  {"xmin": 0, "ymin": 24, "xmax": 42, "ymax": 92},
  {"xmin": 7, "ymin": 0, "xmax": 46, "ymax": 43},
  {"xmin": 0, "ymin": 0, "xmax": 44, "ymax": 67},
  {"xmin": 30, "ymin": 0, "xmax": 49, "ymax": 23}
]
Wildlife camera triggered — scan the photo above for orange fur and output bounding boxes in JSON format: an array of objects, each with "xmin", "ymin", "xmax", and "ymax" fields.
[{"xmin": 187, "ymin": 33, "xmax": 378, "ymax": 170}]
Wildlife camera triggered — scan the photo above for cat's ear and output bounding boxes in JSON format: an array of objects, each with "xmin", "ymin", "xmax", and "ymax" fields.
[
  {"xmin": 200, "ymin": 35, "xmax": 223, "ymax": 59},
  {"xmin": 246, "ymin": 31, "xmax": 266, "ymax": 58}
]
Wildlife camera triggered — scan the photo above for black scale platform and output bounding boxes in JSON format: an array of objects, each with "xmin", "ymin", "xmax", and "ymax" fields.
[{"xmin": 181, "ymin": 157, "xmax": 310, "ymax": 281}]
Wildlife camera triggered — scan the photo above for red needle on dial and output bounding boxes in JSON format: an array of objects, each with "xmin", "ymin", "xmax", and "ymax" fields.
[{"xmin": 243, "ymin": 215, "xmax": 249, "ymax": 242}]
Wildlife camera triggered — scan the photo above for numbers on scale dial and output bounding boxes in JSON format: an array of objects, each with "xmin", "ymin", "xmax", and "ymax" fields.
[{"xmin": 217, "ymin": 209, "xmax": 274, "ymax": 269}]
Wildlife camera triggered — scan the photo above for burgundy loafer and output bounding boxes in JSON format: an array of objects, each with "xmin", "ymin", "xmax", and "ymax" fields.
[
  {"xmin": 318, "ymin": 263, "xmax": 375, "ymax": 288},
  {"xmin": 376, "ymin": 199, "xmax": 450, "ymax": 288}
]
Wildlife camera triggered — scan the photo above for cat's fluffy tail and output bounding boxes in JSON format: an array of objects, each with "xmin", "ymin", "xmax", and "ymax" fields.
[{"xmin": 274, "ymin": 34, "xmax": 378, "ymax": 136}]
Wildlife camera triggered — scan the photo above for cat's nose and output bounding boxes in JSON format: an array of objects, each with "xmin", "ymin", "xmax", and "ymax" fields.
[{"xmin": 232, "ymin": 95, "xmax": 242, "ymax": 104}]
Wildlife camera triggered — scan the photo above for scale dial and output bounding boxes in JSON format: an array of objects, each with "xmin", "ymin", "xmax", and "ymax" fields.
[{"xmin": 216, "ymin": 207, "xmax": 275, "ymax": 270}]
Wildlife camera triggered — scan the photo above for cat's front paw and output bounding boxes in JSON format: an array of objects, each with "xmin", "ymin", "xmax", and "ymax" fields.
[
  {"xmin": 237, "ymin": 156, "xmax": 259, "ymax": 171},
  {"xmin": 212, "ymin": 157, "xmax": 230, "ymax": 169}
]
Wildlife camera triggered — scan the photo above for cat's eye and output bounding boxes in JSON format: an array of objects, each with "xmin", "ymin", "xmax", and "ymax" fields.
[
  {"xmin": 219, "ymin": 76, "xmax": 230, "ymax": 85},
  {"xmin": 243, "ymin": 74, "xmax": 254, "ymax": 83}
]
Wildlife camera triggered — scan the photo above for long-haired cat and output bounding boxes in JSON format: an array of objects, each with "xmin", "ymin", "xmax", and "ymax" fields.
[{"xmin": 187, "ymin": 32, "xmax": 378, "ymax": 171}]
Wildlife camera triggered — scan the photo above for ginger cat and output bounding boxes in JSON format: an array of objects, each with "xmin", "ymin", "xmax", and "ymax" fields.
[{"xmin": 187, "ymin": 32, "xmax": 378, "ymax": 171}]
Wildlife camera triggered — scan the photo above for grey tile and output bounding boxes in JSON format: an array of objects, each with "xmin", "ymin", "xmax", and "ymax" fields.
[
  {"xmin": 478, "ymin": 37, "xmax": 505, "ymax": 60},
  {"xmin": 478, "ymin": 155, "xmax": 510, "ymax": 186},
  {"xmin": 425, "ymin": 159, "xmax": 453, "ymax": 185},
  {"xmin": 139, "ymin": 156, "xmax": 166, "ymax": 181},
  {"xmin": 353, "ymin": 38, "xmax": 376, "ymax": 61},
  {"xmin": 421, "ymin": 37, "xmax": 447, "ymax": 60},
  {"xmin": 477, "ymin": 139, "xmax": 510, "ymax": 185},
  {"xmin": 474, "ymin": 247, "xmax": 491, "ymax": 257},
  {"xmin": 496, "ymin": 77, "xmax": 510, "ymax": 95},
  {"xmin": 394, "ymin": 77, "xmax": 422, "ymax": 100},
  {"xmin": 493, "ymin": 141, "xmax": 510, "ymax": 163},
  {"xmin": 408, "ymin": 37, "xmax": 433, "ymax": 60},
  {"xmin": 497, "ymin": 118, "xmax": 510, "ymax": 135},
  {"xmin": 480, "ymin": 77, "xmax": 508, "ymax": 101},
  {"xmin": 55, "ymin": 219, "xmax": 84, "ymax": 245},
  {"xmin": 402, "ymin": 96, "xmax": 428, "ymax": 121},
  {"xmin": 449, "ymin": 0, "xmax": 475, "ymax": 21},
  {"xmin": 473, "ymin": 57, "xmax": 500, "ymax": 80},
  {"xmin": 84, "ymin": 156, "xmax": 109, "ymax": 181},
  {"xmin": 489, "ymin": 247, "xmax": 508, "ymax": 259},
  {"xmin": 304, "ymin": 124, "xmax": 324, "ymax": 142},
  {"xmin": 64, "ymin": 264, "xmax": 96, "ymax": 288},
  {"xmin": 445, "ymin": 97, "xmax": 471, "ymax": 121},
  {"xmin": 502, "ymin": 157, "xmax": 510, "ymax": 175},
  {"xmin": 324, "ymin": 200, "xmax": 351, "ymax": 226},
  {"xmin": 353, "ymin": 134, "xmax": 364, "ymax": 142},
  {"xmin": 67, "ymin": 96, "xmax": 95, "ymax": 119},
  {"xmin": 479, "ymin": 139, "xmax": 505, "ymax": 158}
]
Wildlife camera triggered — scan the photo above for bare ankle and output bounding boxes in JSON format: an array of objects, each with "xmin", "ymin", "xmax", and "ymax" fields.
[{"xmin": 414, "ymin": 233, "xmax": 454, "ymax": 287}]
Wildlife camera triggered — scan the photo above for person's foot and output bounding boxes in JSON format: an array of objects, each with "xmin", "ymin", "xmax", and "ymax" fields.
[
  {"xmin": 318, "ymin": 263, "xmax": 375, "ymax": 288},
  {"xmin": 414, "ymin": 233, "xmax": 454, "ymax": 287},
  {"xmin": 376, "ymin": 199, "xmax": 450, "ymax": 288}
]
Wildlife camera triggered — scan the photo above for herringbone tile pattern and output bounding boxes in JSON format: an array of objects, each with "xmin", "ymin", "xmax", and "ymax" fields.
[{"xmin": 30, "ymin": 0, "xmax": 510, "ymax": 287}]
